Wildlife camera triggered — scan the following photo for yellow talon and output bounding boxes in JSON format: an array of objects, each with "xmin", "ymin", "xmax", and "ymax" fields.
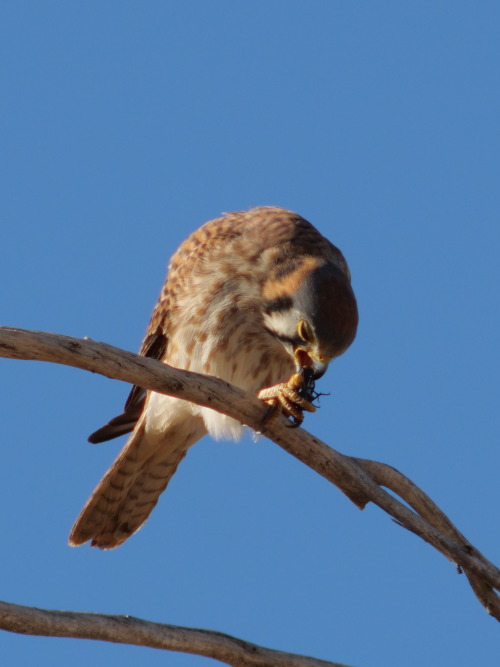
[{"xmin": 258, "ymin": 373, "xmax": 316, "ymax": 428}]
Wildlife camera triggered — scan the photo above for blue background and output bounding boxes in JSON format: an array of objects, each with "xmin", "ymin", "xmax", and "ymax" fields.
[{"xmin": 2, "ymin": 2, "xmax": 499, "ymax": 666}]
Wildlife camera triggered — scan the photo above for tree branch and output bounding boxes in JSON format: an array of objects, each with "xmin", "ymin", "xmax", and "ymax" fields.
[
  {"xmin": 1, "ymin": 325, "xmax": 499, "ymax": 663},
  {"xmin": 0, "ymin": 600, "xmax": 350, "ymax": 667}
]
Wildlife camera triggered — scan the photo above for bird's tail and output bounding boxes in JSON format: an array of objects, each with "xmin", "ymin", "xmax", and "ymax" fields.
[{"xmin": 69, "ymin": 416, "xmax": 205, "ymax": 549}]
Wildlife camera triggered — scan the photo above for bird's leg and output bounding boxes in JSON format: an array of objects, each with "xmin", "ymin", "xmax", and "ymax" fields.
[{"xmin": 258, "ymin": 372, "xmax": 317, "ymax": 428}]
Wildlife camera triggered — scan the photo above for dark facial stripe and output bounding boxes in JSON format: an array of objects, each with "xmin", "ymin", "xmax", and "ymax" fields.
[
  {"xmin": 263, "ymin": 326, "xmax": 301, "ymax": 347},
  {"xmin": 263, "ymin": 295, "xmax": 293, "ymax": 314}
]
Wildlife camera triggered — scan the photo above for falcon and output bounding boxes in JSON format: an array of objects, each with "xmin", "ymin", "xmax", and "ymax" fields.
[{"xmin": 70, "ymin": 206, "xmax": 358, "ymax": 548}]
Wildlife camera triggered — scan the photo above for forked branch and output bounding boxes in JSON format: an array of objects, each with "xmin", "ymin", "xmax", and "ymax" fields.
[{"xmin": 0, "ymin": 326, "xmax": 499, "ymax": 664}]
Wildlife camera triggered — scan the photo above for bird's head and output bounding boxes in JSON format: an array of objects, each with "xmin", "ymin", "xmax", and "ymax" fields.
[{"xmin": 262, "ymin": 260, "xmax": 358, "ymax": 380}]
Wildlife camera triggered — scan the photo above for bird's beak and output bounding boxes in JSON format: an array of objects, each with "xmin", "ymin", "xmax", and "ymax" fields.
[
  {"xmin": 294, "ymin": 348, "xmax": 328, "ymax": 380},
  {"xmin": 309, "ymin": 357, "xmax": 328, "ymax": 380}
]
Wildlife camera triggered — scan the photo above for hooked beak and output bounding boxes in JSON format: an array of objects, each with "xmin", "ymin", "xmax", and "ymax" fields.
[{"xmin": 294, "ymin": 348, "xmax": 329, "ymax": 380}]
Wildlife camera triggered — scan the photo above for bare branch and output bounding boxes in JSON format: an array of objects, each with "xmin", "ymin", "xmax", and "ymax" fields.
[
  {"xmin": 1, "ymin": 325, "xmax": 500, "ymax": 644},
  {"xmin": 0, "ymin": 600, "xmax": 351, "ymax": 667}
]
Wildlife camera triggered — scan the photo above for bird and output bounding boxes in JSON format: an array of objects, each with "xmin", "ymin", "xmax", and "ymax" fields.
[{"xmin": 69, "ymin": 206, "xmax": 358, "ymax": 549}]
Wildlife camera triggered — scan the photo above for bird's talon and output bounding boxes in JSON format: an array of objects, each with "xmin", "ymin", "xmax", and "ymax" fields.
[
  {"xmin": 286, "ymin": 415, "xmax": 304, "ymax": 428},
  {"xmin": 258, "ymin": 374, "xmax": 317, "ymax": 428},
  {"xmin": 260, "ymin": 400, "xmax": 282, "ymax": 431}
]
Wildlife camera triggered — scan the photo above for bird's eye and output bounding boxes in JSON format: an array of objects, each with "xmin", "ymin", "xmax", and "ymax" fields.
[{"xmin": 297, "ymin": 319, "xmax": 314, "ymax": 344}]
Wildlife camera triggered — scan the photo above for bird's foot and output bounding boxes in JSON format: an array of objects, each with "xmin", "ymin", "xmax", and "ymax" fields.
[{"xmin": 258, "ymin": 373, "xmax": 317, "ymax": 429}]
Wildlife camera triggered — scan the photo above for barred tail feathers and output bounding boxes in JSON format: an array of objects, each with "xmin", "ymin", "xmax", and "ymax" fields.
[{"xmin": 69, "ymin": 415, "xmax": 205, "ymax": 549}]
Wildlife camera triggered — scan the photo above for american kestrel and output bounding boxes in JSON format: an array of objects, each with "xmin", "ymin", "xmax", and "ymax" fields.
[{"xmin": 70, "ymin": 206, "xmax": 358, "ymax": 548}]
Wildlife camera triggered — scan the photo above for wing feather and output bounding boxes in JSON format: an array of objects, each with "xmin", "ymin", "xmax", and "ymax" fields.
[{"xmin": 88, "ymin": 329, "xmax": 167, "ymax": 444}]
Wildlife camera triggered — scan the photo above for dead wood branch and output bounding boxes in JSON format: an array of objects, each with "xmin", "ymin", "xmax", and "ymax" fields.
[
  {"xmin": 0, "ymin": 600, "xmax": 350, "ymax": 667},
  {"xmin": 1, "ymin": 325, "xmax": 499, "ymax": 663}
]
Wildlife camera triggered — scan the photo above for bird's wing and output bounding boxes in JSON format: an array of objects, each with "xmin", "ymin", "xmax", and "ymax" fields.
[{"xmin": 88, "ymin": 328, "xmax": 168, "ymax": 444}]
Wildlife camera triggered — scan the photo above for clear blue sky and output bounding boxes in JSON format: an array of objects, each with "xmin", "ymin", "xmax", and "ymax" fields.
[{"xmin": 2, "ymin": 2, "xmax": 500, "ymax": 666}]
